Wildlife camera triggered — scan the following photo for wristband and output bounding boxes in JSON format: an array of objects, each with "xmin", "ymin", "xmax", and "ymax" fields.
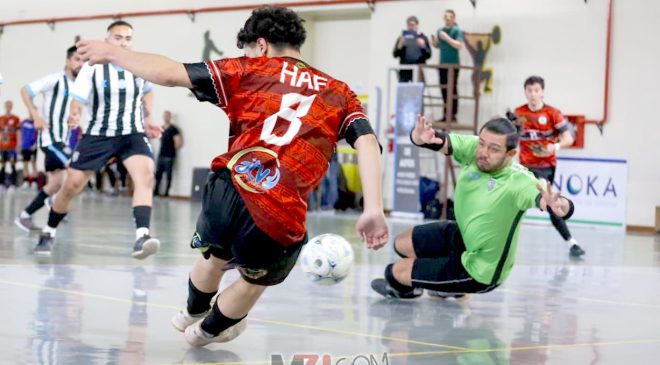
[{"xmin": 409, "ymin": 129, "xmax": 446, "ymax": 151}]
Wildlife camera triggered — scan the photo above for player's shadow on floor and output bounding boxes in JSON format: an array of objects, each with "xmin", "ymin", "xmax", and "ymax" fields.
[{"xmin": 178, "ymin": 347, "xmax": 242, "ymax": 364}]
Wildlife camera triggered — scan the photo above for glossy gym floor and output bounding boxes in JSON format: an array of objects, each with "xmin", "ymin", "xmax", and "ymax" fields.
[{"xmin": 1, "ymin": 191, "xmax": 659, "ymax": 365}]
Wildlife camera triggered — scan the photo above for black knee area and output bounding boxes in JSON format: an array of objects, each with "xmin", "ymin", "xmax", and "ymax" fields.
[
  {"xmin": 187, "ymin": 278, "xmax": 217, "ymax": 315},
  {"xmin": 200, "ymin": 302, "xmax": 246, "ymax": 336},
  {"xmin": 385, "ymin": 263, "xmax": 413, "ymax": 292},
  {"xmin": 393, "ymin": 241, "xmax": 408, "ymax": 258}
]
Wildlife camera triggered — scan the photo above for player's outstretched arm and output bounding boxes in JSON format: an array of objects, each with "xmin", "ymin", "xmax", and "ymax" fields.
[
  {"xmin": 411, "ymin": 115, "xmax": 451, "ymax": 154},
  {"xmin": 20, "ymin": 86, "xmax": 48, "ymax": 130},
  {"xmin": 536, "ymin": 181, "xmax": 574, "ymax": 219},
  {"xmin": 354, "ymin": 134, "xmax": 389, "ymax": 250},
  {"xmin": 68, "ymin": 99, "xmax": 84, "ymax": 129},
  {"xmin": 141, "ymin": 92, "xmax": 163, "ymax": 139},
  {"xmin": 76, "ymin": 40, "xmax": 192, "ymax": 88}
]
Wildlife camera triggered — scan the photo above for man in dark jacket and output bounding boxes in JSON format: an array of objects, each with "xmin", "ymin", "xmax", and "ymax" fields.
[{"xmin": 393, "ymin": 16, "xmax": 431, "ymax": 82}]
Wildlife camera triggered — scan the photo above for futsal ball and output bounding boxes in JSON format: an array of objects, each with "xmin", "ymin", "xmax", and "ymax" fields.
[{"xmin": 300, "ymin": 233, "xmax": 354, "ymax": 285}]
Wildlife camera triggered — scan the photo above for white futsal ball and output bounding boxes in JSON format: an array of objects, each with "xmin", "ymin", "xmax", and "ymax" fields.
[{"xmin": 300, "ymin": 233, "xmax": 354, "ymax": 285}]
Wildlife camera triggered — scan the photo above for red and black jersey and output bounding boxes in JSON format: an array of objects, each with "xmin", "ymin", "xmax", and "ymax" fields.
[
  {"xmin": 514, "ymin": 104, "xmax": 569, "ymax": 168},
  {"xmin": 185, "ymin": 56, "xmax": 372, "ymax": 246},
  {"xmin": 0, "ymin": 114, "xmax": 20, "ymax": 150}
]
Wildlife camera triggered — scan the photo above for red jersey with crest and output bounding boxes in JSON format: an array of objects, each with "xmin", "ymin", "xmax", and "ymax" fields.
[
  {"xmin": 514, "ymin": 104, "xmax": 569, "ymax": 168},
  {"xmin": 185, "ymin": 57, "xmax": 369, "ymax": 246},
  {"xmin": 0, "ymin": 114, "xmax": 20, "ymax": 150}
]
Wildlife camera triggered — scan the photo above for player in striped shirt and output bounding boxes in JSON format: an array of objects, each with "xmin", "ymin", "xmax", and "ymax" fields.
[
  {"xmin": 77, "ymin": 6, "xmax": 388, "ymax": 347},
  {"xmin": 15, "ymin": 46, "xmax": 82, "ymax": 232},
  {"xmin": 34, "ymin": 21, "xmax": 163, "ymax": 258}
]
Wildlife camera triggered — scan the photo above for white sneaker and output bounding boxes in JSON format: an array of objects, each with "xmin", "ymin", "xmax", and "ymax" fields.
[
  {"xmin": 14, "ymin": 215, "xmax": 41, "ymax": 232},
  {"xmin": 131, "ymin": 235, "xmax": 160, "ymax": 260},
  {"xmin": 171, "ymin": 308, "xmax": 210, "ymax": 332},
  {"xmin": 184, "ymin": 317, "xmax": 247, "ymax": 347}
]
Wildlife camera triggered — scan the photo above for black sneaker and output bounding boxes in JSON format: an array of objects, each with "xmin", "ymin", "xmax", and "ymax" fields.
[
  {"xmin": 14, "ymin": 216, "xmax": 41, "ymax": 233},
  {"xmin": 34, "ymin": 234, "xmax": 54, "ymax": 256},
  {"xmin": 428, "ymin": 291, "xmax": 470, "ymax": 301},
  {"xmin": 370, "ymin": 278, "xmax": 423, "ymax": 299},
  {"xmin": 569, "ymin": 244, "xmax": 586, "ymax": 258},
  {"xmin": 132, "ymin": 235, "xmax": 160, "ymax": 260}
]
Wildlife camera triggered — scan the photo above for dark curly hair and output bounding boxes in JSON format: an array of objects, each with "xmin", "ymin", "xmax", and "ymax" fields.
[
  {"xmin": 480, "ymin": 117, "xmax": 519, "ymax": 151},
  {"xmin": 236, "ymin": 6, "xmax": 306, "ymax": 50},
  {"xmin": 524, "ymin": 75, "xmax": 545, "ymax": 89}
]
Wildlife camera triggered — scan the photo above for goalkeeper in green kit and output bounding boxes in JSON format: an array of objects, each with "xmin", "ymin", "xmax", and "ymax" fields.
[{"xmin": 372, "ymin": 115, "xmax": 575, "ymax": 299}]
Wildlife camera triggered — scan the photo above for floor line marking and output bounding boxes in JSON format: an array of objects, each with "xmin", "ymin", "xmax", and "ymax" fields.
[
  {"xmin": 2, "ymin": 278, "xmax": 660, "ymax": 364},
  {"xmin": 0, "ymin": 278, "xmax": 467, "ymax": 351},
  {"xmin": 499, "ymin": 288, "xmax": 660, "ymax": 309},
  {"xmin": 72, "ymin": 242, "xmax": 200, "ymax": 259}
]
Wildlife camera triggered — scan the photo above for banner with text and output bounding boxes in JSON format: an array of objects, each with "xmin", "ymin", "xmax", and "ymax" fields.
[
  {"xmin": 392, "ymin": 83, "xmax": 424, "ymax": 216},
  {"xmin": 525, "ymin": 157, "xmax": 627, "ymax": 229}
]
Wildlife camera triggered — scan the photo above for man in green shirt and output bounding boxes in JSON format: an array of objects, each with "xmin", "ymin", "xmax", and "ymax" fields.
[
  {"xmin": 431, "ymin": 9, "xmax": 463, "ymax": 122},
  {"xmin": 372, "ymin": 116, "xmax": 575, "ymax": 299}
]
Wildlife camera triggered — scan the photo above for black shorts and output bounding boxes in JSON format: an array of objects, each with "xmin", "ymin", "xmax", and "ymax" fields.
[
  {"xmin": 0, "ymin": 150, "xmax": 16, "ymax": 163},
  {"xmin": 41, "ymin": 143, "xmax": 72, "ymax": 172},
  {"xmin": 410, "ymin": 221, "xmax": 497, "ymax": 294},
  {"xmin": 193, "ymin": 169, "xmax": 306, "ymax": 286},
  {"xmin": 21, "ymin": 149, "xmax": 36, "ymax": 162},
  {"xmin": 528, "ymin": 166, "xmax": 556, "ymax": 184},
  {"xmin": 69, "ymin": 134, "xmax": 153, "ymax": 172}
]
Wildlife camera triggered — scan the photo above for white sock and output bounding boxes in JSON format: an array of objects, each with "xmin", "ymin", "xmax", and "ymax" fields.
[
  {"xmin": 567, "ymin": 237, "xmax": 578, "ymax": 247},
  {"xmin": 20, "ymin": 211, "xmax": 30, "ymax": 219},
  {"xmin": 136, "ymin": 227, "xmax": 150, "ymax": 239},
  {"xmin": 43, "ymin": 225, "xmax": 57, "ymax": 237}
]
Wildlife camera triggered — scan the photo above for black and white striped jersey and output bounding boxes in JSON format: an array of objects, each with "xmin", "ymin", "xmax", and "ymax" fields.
[
  {"xmin": 71, "ymin": 62, "xmax": 153, "ymax": 137},
  {"xmin": 26, "ymin": 71, "xmax": 74, "ymax": 147}
]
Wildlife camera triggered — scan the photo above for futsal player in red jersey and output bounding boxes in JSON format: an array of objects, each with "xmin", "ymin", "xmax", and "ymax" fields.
[
  {"xmin": 0, "ymin": 100, "xmax": 21, "ymax": 189},
  {"xmin": 514, "ymin": 75, "xmax": 585, "ymax": 258},
  {"xmin": 77, "ymin": 6, "xmax": 388, "ymax": 347}
]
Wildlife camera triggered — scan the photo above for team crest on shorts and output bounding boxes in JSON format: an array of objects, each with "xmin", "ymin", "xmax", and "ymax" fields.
[
  {"xmin": 239, "ymin": 267, "xmax": 268, "ymax": 280},
  {"xmin": 72, "ymin": 151, "xmax": 80, "ymax": 162},
  {"xmin": 227, "ymin": 147, "xmax": 281, "ymax": 193}
]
